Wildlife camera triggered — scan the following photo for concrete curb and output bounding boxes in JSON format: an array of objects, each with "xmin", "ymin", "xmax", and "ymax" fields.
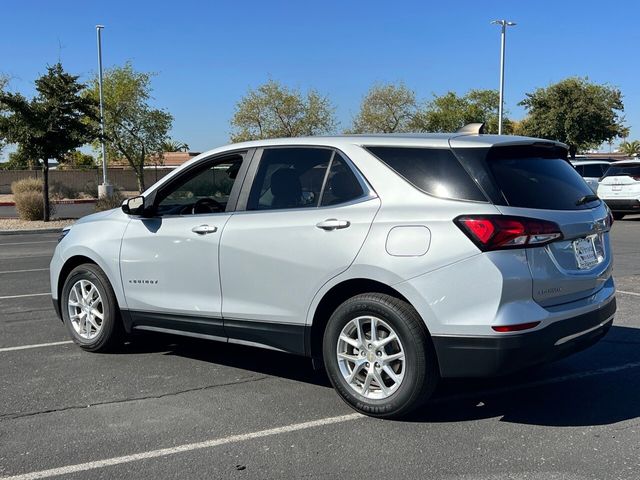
[
  {"xmin": 0, "ymin": 228, "xmax": 64, "ymax": 235},
  {"xmin": 0, "ymin": 199, "xmax": 97, "ymax": 207}
]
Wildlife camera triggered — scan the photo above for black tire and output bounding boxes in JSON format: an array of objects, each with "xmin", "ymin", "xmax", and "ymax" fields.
[
  {"xmin": 322, "ymin": 293, "xmax": 439, "ymax": 419},
  {"xmin": 61, "ymin": 263, "xmax": 122, "ymax": 352},
  {"xmin": 613, "ymin": 212, "xmax": 626, "ymax": 220}
]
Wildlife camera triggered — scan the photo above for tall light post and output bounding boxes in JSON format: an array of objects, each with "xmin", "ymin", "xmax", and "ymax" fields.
[
  {"xmin": 491, "ymin": 20, "xmax": 516, "ymax": 135},
  {"xmin": 96, "ymin": 25, "xmax": 112, "ymax": 198}
]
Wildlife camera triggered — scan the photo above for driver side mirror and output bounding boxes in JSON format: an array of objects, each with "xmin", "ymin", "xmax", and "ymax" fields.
[{"xmin": 121, "ymin": 195, "xmax": 146, "ymax": 216}]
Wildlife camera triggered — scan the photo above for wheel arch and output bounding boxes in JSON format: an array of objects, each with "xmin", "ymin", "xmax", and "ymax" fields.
[{"xmin": 306, "ymin": 278, "xmax": 417, "ymax": 360}]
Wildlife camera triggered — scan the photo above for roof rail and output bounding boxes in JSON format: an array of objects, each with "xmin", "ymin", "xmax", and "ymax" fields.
[{"xmin": 456, "ymin": 123, "xmax": 485, "ymax": 134}]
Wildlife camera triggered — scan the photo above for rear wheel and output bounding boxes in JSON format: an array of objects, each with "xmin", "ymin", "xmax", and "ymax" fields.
[
  {"xmin": 613, "ymin": 212, "xmax": 626, "ymax": 220},
  {"xmin": 322, "ymin": 293, "xmax": 439, "ymax": 418},
  {"xmin": 61, "ymin": 263, "xmax": 122, "ymax": 352}
]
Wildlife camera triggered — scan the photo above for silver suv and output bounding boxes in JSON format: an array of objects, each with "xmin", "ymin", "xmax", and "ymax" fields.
[{"xmin": 50, "ymin": 130, "xmax": 616, "ymax": 418}]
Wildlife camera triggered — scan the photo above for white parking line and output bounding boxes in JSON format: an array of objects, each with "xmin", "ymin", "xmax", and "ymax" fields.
[
  {"xmin": 0, "ymin": 413, "xmax": 364, "ymax": 480},
  {"xmin": 0, "ymin": 268, "xmax": 48, "ymax": 275},
  {"xmin": 0, "ymin": 341, "xmax": 73, "ymax": 353},
  {"xmin": 0, "ymin": 293, "xmax": 50, "ymax": 300},
  {"xmin": 0, "ymin": 240, "xmax": 58, "ymax": 246},
  {"xmin": 618, "ymin": 289, "xmax": 640, "ymax": 297}
]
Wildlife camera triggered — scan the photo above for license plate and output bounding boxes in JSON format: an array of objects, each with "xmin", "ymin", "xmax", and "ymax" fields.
[
  {"xmin": 573, "ymin": 237, "xmax": 599, "ymax": 269},
  {"xmin": 612, "ymin": 185, "xmax": 622, "ymax": 191}
]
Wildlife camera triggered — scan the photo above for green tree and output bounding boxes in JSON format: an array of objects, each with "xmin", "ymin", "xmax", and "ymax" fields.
[
  {"xmin": 59, "ymin": 150, "xmax": 97, "ymax": 170},
  {"xmin": 519, "ymin": 77, "xmax": 625, "ymax": 158},
  {"xmin": 86, "ymin": 62, "xmax": 173, "ymax": 192},
  {"xmin": 0, "ymin": 63, "xmax": 97, "ymax": 220},
  {"xmin": 0, "ymin": 145, "xmax": 36, "ymax": 170},
  {"xmin": 349, "ymin": 83, "xmax": 417, "ymax": 133},
  {"xmin": 412, "ymin": 89, "xmax": 510, "ymax": 134},
  {"xmin": 231, "ymin": 80, "xmax": 336, "ymax": 142},
  {"xmin": 161, "ymin": 139, "xmax": 189, "ymax": 152},
  {"xmin": 619, "ymin": 140, "xmax": 640, "ymax": 157}
]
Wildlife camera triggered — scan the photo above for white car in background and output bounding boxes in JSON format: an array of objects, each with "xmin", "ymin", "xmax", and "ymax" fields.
[
  {"xmin": 571, "ymin": 160, "xmax": 612, "ymax": 192},
  {"xmin": 597, "ymin": 160, "xmax": 640, "ymax": 219}
]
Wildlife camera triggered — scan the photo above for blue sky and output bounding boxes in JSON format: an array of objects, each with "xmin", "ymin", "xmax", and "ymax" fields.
[{"xmin": 2, "ymin": 0, "xmax": 639, "ymax": 156}]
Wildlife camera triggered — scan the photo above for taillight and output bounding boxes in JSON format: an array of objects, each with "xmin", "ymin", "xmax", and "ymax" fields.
[
  {"xmin": 632, "ymin": 176, "xmax": 640, "ymax": 181},
  {"xmin": 492, "ymin": 321, "xmax": 540, "ymax": 332},
  {"xmin": 454, "ymin": 215, "xmax": 563, "ymax": 251}
]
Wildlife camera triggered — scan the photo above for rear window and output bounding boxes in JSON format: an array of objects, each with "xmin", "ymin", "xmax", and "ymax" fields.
[
  {"xmin": 486, "ymin": 146, "xmax": 597, "ymax": 210},
  {"xmin": 602, "ymin": 164, "xmax": 640, "ymax": 178},
  {"xmin": 581, "ymin": 164, "xmax": 607, "ymax": 177},
  {"xmin": 365, "ymin": 146, "xmax": 486, "ymax": 202}
]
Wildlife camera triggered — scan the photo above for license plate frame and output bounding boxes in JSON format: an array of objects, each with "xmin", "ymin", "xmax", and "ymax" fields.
[{"xmin": 573, "ymin": 236, "xmax": 600, "ymax": 270}]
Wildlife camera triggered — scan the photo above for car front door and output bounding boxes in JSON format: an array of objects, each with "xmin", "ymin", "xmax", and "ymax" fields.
[
  {"xmin": 219, "ymin": 147, "xmax": 380, "ymax": 353},
  {"xmin": 120, "ymin": 151, "xmax": 250, "ymax": 338}
]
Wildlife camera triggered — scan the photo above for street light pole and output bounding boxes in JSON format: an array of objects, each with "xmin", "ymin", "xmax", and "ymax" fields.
[
  {"xmin": 96, "ymin": 25, "xmax": 112, "ymax": 198},
  {"xmin": 491, "ymin": 20, "xmax": 516, "ymax": 135}
]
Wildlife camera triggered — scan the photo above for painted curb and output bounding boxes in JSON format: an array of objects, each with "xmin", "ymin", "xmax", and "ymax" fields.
[
  {"xmin": 0, "ymin": 228, "xmax": 64, "ymax": 235},
  {"xmin": 0, "ymin": 199, "xmax": 97, "ymax": 207}
]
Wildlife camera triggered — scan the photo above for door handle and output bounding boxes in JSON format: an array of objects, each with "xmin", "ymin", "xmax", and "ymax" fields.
[
  {"xmin": 316, "ymin": 219, "xmax": 351, "ymax": 231},
  {"xmin": 192, "ymin": 224, "xmax": 218, "ymax": 235}
]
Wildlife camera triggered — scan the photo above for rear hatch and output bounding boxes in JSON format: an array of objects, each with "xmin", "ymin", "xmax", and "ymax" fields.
[
  {"xmin": 452, "ymin": 142, "xmax": 612, "ymax": 308},
  {"xmin": 597, "ymin": 162, "xmax": 640, "ymax": 199}
]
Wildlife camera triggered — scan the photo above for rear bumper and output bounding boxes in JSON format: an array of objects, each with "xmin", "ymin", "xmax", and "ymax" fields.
[
  {"xmin": 432, "ymin": 296, "xmax": 616, "ymax": 377},
  {"xmin": 602, "ymin": 198, "xmax": 640, "ymax": 212}
]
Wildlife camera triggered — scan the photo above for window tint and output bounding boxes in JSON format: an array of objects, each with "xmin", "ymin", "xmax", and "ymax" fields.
[
  {"xmin": 582, "ymin": 164, "xmax": 606, "ymax": 177},
  {"xmin": 487, "ymin": 148, "xmax": 596, "ymax": 210},
  {"xmin": 319, "ymin": 155, "xmax": 364, "ymax": 206},
  {"xmin": 602, "ymin": 164, "xmax": 640, "ymax": 178},
  {"xmin": 573, "ymin": 164, "xmax": 584, "ymax": 175},
  {"xmin": 248, "ymin": 148, "xmax": 333, "ymax": 211},
  {"xmin": 156, "ymin": 156, "xmax": 242, "ymax": 216},
  {"xmin": 366, "ymin": 147, "xmax": 486, "ymax": 202}
]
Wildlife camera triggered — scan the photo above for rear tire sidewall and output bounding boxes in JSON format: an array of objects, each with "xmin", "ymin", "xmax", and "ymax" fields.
[
  {"xmin": 61, "ymin": 264, "xmax": 119, "ymax": 352},
  {"xmin": 323, "ymin": 294, "xmax": 437, "ymax": 418}
]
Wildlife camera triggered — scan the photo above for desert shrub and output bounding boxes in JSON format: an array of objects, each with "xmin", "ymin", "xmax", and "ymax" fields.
[
  {"xmin": 82, "ymin": 180, "xmax": 98, "ymax": 198},
  {"xmin": 95, "ymin": 191, "xmax": 125, "ymax": 212},
  {"xmin": 49, "ymin": 181, "xmax": 79, "ymax": 200},
  {"xmin": 14, "ymin": 190, "xmax": 56, "ymax": 220},
  {"xmin": 11, "ymin": 177, "xmax": 42, "ymax": 195}
]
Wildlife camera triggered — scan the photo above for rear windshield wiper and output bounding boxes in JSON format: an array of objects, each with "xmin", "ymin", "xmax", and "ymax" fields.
[{"xmin": 576, "ymin": 194, "xmax": 600, "ymax": 206}]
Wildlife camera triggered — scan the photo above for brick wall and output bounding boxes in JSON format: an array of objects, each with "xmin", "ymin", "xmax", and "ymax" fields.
[{"xmin": 0, "ymin": 168, "xmax": 175, "ymax": 194}]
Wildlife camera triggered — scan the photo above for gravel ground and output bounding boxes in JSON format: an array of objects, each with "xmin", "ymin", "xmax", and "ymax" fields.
[{"xmin": 0, "ymin": 218, "xmax": 74, "ymax": 231}]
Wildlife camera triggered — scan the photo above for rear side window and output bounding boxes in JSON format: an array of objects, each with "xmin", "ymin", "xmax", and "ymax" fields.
[
  {"xmin": 486, "ymin": 147, "xmax": 596, "ymax": 210},
  {"xmin": 366, "ymin": 147, "xmax": 486, "ymax": 202},
  {"xmin": 602, "ymin": 164, "xmax": 640, "ymax": 178},
  {"xmin": 247, "ymin": 147, "xmax": 365, "ymax": 211}
]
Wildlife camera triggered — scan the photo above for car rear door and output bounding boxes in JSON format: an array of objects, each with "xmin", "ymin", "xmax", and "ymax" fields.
[
  {"xmin": 218, "ymin": 146, "xmax": 380, "ymax": 353},
  {"xmin": 452, "ymin": 143, "xmax": 613, "ymax": 308}
]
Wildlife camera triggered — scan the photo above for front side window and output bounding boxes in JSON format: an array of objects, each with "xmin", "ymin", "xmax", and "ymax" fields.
[
  {"xmin": 155, "ymin": 155, "xmax": 243, "ymax": 216},
  {"xmin": 247, "ymin": 148, "xmax": 364, "ymax": 211}
]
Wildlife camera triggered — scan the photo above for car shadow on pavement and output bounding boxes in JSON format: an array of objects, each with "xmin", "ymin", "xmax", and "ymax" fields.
[
  {"xmin": 120, "ymin": 325, "xmax": 640, "ymax": 427},
  {"xmin": 121, "ymin": 332, "xmax": 332, "ymax": 388},
  {"xmin": 411, "ymin": 325, "xmax": 640, "ymax": 427}
]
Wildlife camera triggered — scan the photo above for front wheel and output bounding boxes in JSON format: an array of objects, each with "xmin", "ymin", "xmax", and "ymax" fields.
[
  {"xmin": 61, "ymin": 263, "xmax": 122, "ymax": 352},
  {"xmin": 322, "ymin": 293, "xmax": 439, "ymax": 418}
]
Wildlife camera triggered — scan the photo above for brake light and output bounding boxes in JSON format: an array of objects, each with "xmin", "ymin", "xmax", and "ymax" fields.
[
  {"xmin": 492, "ymin": 321, "xmax": 540, "ymax": 332},
  {"xmin": 454, "ymin": 215, "xmax": 563, "ymax": 251},
  {"xmin": 632, "ymin": 176, "xmax": 640, "ymax": 181}
]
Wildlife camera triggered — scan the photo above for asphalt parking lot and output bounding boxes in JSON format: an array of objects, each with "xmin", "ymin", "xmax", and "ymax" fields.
[{"xmin": 1, "ymin": 218, "xmax": 639, "ymax": 480}]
